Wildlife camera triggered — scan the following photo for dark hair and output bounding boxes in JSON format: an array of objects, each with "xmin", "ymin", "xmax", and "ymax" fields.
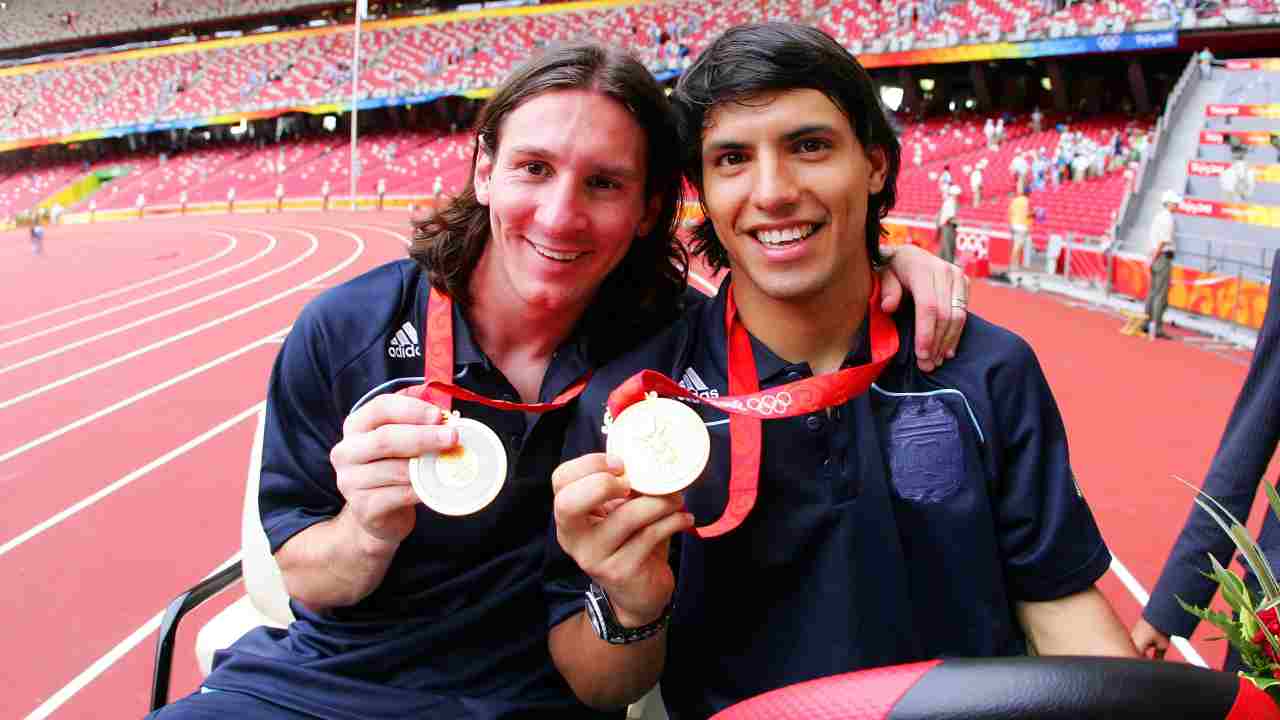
[
  {"xmin": 672, "ymin": 22, "xmax": 901, "ymax": 271},
  {"xmin": 409, "ymin": 43, "xmax": 688, "ymax": 364}
]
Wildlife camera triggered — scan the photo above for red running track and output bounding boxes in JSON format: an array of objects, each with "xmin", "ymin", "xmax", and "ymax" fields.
[{"xmin": 0, "ymin": 212, "xmax": 1270, "ymax": 718}]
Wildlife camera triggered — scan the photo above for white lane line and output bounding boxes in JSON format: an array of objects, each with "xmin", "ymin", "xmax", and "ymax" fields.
[
  {"xmin": 0, "ymin": 403, "xmax": 264, "ymax": 558},
  {"xmin": 24, "ymin": 553, "xmax": 242, "ymax": 720},
  {"xmin": 0, "ymin": 227, "xmax": 365, "ymax": 412},
  {"xmin": 0, "ymin": 331, "xmax": 284, "ymax": 464},
  {"xmin": 690, "ymin": 270, "xmax": 720, "ymax": 296},
  {"xmin": 0, "ymin": 231, "xmax": 275, "ymax": 351},
  {"xmin": 0, "ymin": 233, "xmax": 238, "ymax": 333},
  {"xmin": 1110, "ymin": 556, "xmax": 1207, "ymax": 667},
  {"xmin": 0, "ymin": 229, "xmax": 305, "ymax": 377}
]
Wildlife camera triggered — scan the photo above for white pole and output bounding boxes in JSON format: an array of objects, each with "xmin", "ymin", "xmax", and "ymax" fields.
[{"xmin": 349, "ymin": 1, "xmax": 364, "ymax": 211}]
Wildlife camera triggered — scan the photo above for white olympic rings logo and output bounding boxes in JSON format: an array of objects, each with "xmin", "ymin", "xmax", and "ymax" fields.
[{"xmin": 746, "ymin": 391, "xmax": 793, "ymax": 416}]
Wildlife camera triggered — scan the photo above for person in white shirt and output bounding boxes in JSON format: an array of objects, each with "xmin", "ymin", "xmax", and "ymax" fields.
[
  {"xmin": 1031, "ymin": 106, "xmax": 1043, "ymax": 133},
  {"xmin": 984, "ymin": 118, "xmax": 996, "ymax": 149},
  {"xmin": 1145, "ymin": 191, "xmax": 1179, "ymax": 339},
  {"xmin": 227, "ymin": 186, "xmax": 237, "ymax": 213},
  {"xmin": 275, "ymin": 182, "xmax": 286, "ymax": 212},
  {"xmin": 321, "ymin": 179, "xmax": 331, "ymax": 211},
  {"xmin": 1010, "ymin": 153, "xmax": 1029, "ymax": 194},
  {"xmin": 939, "ymin": 165, "xmax": 953, "ymax": 198},
  {"xmin": 377, "ymin": 177, "xmax": 387, "ymax": 210},
  {"xmin": 135, "ymin": 193, "xmax": 146, "ymax": 219},
  {"xmin": 970, "ymin": 166, "xmax": 984, "ymax": 207},
  {"xmin": 432, "ymin": 175, "xmax": 444, "ymax": 209},
  {"xmin": 937, "ymin": 184, "xmax": 961, "ymax": 262}
]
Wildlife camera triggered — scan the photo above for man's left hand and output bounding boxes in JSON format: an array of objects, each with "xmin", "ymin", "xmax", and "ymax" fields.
[{"xmin": 880, "ymin": 243, "xmax": 969, "ymax": 372}]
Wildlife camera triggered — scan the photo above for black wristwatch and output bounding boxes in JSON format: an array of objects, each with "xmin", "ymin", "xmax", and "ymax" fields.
[{"xmin": 584, "ymin": 582, "xmax": 672, "ymax": 645}]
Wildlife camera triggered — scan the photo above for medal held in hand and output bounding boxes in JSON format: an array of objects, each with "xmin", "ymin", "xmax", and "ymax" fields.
[
  {"xmin": 409, "ymin": 411, "xmax": 508, "ymax": 516},
  {"xmin": 604, "ymin": 393, "xmax": 711, "ymax": 497},
  {"xmin": 410, "ymin": 287, "xmax": 589, "ymax": 516},
  {"xmin": 604, "ymin": 275, "xmax": 898, "ymax": 538}
]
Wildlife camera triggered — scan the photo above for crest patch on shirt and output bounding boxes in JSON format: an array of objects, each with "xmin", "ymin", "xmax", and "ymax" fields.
[{"xmin": 886, "ymin": 397, "xmax": 963, "ymax": 503}]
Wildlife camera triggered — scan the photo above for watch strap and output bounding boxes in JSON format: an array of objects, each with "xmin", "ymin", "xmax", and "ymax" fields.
[{"xmin": 585, "ymin": 582, "xmax": 672, "ymax": 645}]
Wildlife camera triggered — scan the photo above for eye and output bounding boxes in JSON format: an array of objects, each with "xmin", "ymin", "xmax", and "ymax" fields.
[
  {"xmin": 522, "ymin": 161, "xmax": 549, "ymax": 176},
  {"xmin": 587, "ymin": 176, "xmax": 620, "ymax": 190},
  {"xmin": 714, "ymin": 151, "xmax": 746, "ymax": 167},
  {"xmin": 796, "ymin": 138, "xmax": 830, "ymax": 154}
]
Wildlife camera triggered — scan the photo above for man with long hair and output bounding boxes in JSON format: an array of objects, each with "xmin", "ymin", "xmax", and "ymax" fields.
[
  {"xmin": 547, "ymin": 24, "xmax": 1136, "ymax": 719},
  {"xmin": 151, "ymin": 41, "xmax": 963, "ymax": 720}
]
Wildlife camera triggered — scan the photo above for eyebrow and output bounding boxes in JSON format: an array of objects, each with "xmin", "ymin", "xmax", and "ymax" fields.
[
  {"xmin": 506, "ymin": 144, "xmax": 642, "ymax": 181},
  {"xmin": 704, "ymin": 124, "xmax": 839, "ymax": 152}
]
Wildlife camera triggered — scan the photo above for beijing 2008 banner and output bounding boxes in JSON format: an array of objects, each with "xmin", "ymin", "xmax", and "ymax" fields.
[
  {"xmin": 1172, "ymin": 197, "xmax": 1280, "ymax": 228},
  {"xmin": 1225, "ymin": 59, "xmax": 1280, "ymax": 71},
  {"xmin": 1199, "ymin": 130, "xmax": 1278, "ymax": 146},
  {"xmin": 1188, "ymin": 160, "xmax": 1280, "ymax": 184},
  {"xmin": 1207, "ymin": 104, "xmax": 1280, "ymax": 119}
]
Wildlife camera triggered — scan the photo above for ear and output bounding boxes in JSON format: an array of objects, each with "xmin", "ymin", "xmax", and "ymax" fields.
[
  {"xmin": 636, "ymin": 192, "xmax": 663, "ymax": 237},
  {"xmin": 473, "ymin": 148, "xmax": 494, "ymax": 206},
  {"xmin": 866, "ymin": 145, "xmax": 889, "ymax": 195}
]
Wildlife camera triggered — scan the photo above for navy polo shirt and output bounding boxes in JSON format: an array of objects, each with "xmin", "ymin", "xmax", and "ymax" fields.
[
  {"xmin": 205, "ymin": 259, "xmax": 617, "ymax": 719},
  {"xmin": 546, "ymin": 281, "xmax": 1112, "ymax": 720}
]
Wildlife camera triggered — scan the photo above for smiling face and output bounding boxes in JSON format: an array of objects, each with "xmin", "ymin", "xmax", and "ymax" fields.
[
  {"xmin": 699, "ymin": 89, "xmax": 887, "ymax": 307},
  {"xmin": 471, "ymin": 89, "xmax": 657, "ymax": 319}
]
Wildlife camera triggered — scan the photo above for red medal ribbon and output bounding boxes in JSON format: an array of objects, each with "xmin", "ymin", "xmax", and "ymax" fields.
[
  {"xmin": 421, "ymin": 286, "xmax": 590, "ymax": 412},
  {"xmin": 606, "ymin": 275, "xmax": 899, "ymax": 538}
]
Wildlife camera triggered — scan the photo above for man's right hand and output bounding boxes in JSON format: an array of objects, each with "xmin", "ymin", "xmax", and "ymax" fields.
[
  {"xmin": 329, "ymin": 391, "xmax": 458, "ymax": 553},
  {"xmin": 1130, "ymin": 618, "xmax": 1171, "ymax": 660},
  {"xmin": 551, "ymin": 453, "xmax": 693, "ymax": 628}
]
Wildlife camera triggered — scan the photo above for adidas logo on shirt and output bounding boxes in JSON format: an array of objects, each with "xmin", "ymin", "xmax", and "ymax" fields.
[
  {"xmin": 678, "ymin": 367, "xmax": 719, "ymax": 399},
  {"xmin": 388, "ymin": 321, "xmax": 422, "ymax": 359}
]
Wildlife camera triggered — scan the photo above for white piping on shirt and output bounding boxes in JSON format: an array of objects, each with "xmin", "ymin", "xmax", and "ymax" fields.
[
  {"xmin": 870, "ymin": 383, "xmax": 986, "ymax": 445},
  {"xmin": 350, "ymin": 376, "xmax": 426, "ymax": 416}
]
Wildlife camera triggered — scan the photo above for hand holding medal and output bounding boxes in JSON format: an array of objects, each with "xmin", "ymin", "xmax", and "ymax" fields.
[
  {"xmin": 408, "ymin": 288, "xmax": 589, "ymax": 516},
  {"xmin": 603, "ymin": 276, "xmax": 899, "ymax": 538}
]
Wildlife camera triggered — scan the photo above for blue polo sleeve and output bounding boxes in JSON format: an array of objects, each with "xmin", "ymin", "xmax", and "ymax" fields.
[
  {"xmin": 990, "ymin": 334, "xmax": 1112, "ymax": 602},
  {"xmin": 259, "ymin": 304, "xmax": 347, "ymax": 553}
]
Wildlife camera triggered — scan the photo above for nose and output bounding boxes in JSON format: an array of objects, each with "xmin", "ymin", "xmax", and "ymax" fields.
[
  {"xmin": 535, "ymin": 176, "xmax": 588, "ymax": 239},
  {"xmin": 751, "ymin": 151, "xmax": 799, "ymax": 214}
]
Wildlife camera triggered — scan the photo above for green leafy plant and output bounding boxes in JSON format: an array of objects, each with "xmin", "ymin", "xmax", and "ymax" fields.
[{"xmin": 1177, "ymin": 476, "xmax": 1280, "ymax": 696}]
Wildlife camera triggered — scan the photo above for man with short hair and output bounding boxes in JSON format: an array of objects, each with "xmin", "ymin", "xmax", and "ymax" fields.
[
  {"xmin": 547, "ymin": 23, "xmax": 1136, "ymax": 719},
  {"xmin": 1144, "ymin": 190, "xmax": 1179, "ymax": 339},
  {"xmin": 151, "ymin": 41, "xmax": 962, "ymax": 720}
]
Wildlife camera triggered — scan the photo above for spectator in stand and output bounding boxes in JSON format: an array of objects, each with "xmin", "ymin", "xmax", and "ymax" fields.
[
  {"xmin": 432, "ymin": 176, "xmax": 444, "ymax": 208},
  {"xmin": 1031, "ymin": 106, "xmax": 1044, "ymax": 133},
  {"xmin": 227, "ymin": 186, "xmax": 237, "ymax": 213},
  {"xmin": 322, "ymin": 179, "xmax": 331, "ymax": 211},
  {"xmin": 1144, "ymin": 190, "xmax": 1179, "ymax": 340},
  {"xmin": 135, "ymin": 193, "xmax": 146, "ymax": 219},
  {"xmin": 938, "ymin": 183, "xmax": 961, "ymax": 263},
  {"xmin": 984, "ymin": 118, "xmax": 996, "ymax": 149},
  {"xmin": 1010, "ymin": 152, "xmax": 1029, "ymax": 195},
  {"xmin": 1131, "ymin": 253, "xmax": 1280, "ymax": 668},
  {"xmin": 970, "ymin": 164, "xmax": 984, "ymax": 207},
  {"xmin": 179, "ymin": 189, "xmax": 188, "ymax": 215},
  {"xmin": 995, "ymin": 117, "xmax": 1006, "ymax": 146},
  {"xmin": 1032, "ymin": 150, "xmax": 1049, "ymax": 191},
  {"xmin": 377, "ymin": 177, "xmax": 387, "ymax": 211},
  {"xmin": 276, "ymin": 182, "xmax": 286, "ymax": 213},
  {"xmin": 939, "ymin": 164, "xmax": 953, "ymax": 199},
  {"xmin": 1009, "ymin": 190, "xmax": 1032, "ymax": 270},
  {"xmin": 1199, "ymin": 47, "xmax": 1215, "ymax": 79}
]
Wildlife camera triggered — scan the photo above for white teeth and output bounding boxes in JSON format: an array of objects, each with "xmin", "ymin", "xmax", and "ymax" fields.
[
  {"xmin": 756, "ymin": 224, "xmax": 815, "ymax": 246},
  {"xmin": 529, "ymin": 242, "xmax": 586, "ymax": 262}
]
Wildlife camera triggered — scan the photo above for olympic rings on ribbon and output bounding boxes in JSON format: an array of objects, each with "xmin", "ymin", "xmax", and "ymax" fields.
[{"xmin": 746, "ymin": 391, "xmax": 793, "ymax": 416}]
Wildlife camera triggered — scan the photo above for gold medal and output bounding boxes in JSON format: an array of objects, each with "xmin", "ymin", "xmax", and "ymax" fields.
[
  {"xmin": 409, "ymin": 412, "xmax": 507, "ymax": 516},
  {"xmin": 605, "ymin": 393, "xmax": 710, "ymax": 496}
]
